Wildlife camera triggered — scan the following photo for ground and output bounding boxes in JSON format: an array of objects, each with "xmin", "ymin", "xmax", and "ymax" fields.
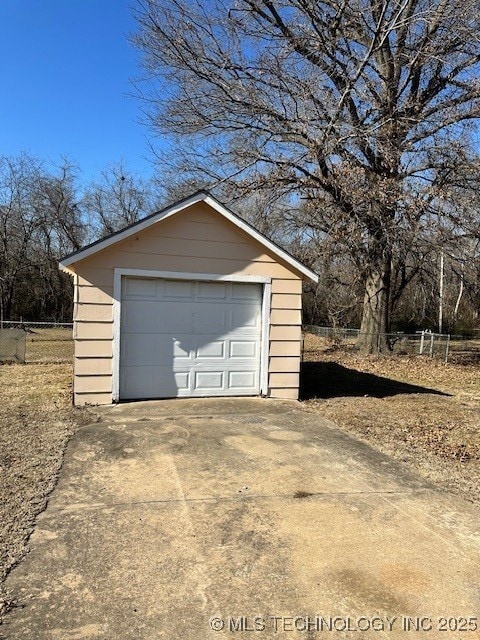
[
  {"xmin": 0, "ymin": 338, "xmax": 479, "ymax": 631},
  {"xmin": 0, "ymin": 364, "xmax": 89, "ymax": 621},
  {"xmin": 3, "ymin": 399, "xmax": 480, "ymax": 639},
  {"xmin": 302, "ymin": 333, "xmax": 480, "ymax": 505}
]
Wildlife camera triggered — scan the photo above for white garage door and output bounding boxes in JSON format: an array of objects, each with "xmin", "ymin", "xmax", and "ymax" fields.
[{"xmin": 119, "ymin": 277, "xmax": 263, "ymax": 399}]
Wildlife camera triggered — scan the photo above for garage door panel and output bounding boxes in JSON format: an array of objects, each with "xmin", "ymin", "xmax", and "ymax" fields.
[
  {"xmin": 123, "ymin": 277, "xmax": 158, "ymax": 298},
  {"xmin": 196, "ymin": 341, "xmax": 225, "ymax": 359},
  {"xmin": 173, "ymin": 339, "xmax": 191, "ymax": 359},
  {"xmin": 197, "ymin": 281, "xmax": 227, "ymax": 299},
  {"xmin": 120, "ymin": 277, "xmax": 262, "ymax": 399},
  {"xmin": 229, "ymin": 340, "xmax": 257, "ymax": 358},
  {"xmin": 122, "ymin": 301, "xmax": 160, "ymax": 331},
  {"xmin": 195, "ymin": 371, "xmax": 224, "ymax": 390},
  {"xmin": 231, "ymin": 306, "xmax": 260, "ymax": 329},
  {"xmin": 231, "ymin": 283, "xmax": 261, "ymax": 300},
  {"xmin": 174, "ymin": 371, "xmax": 190, "ymax": 391},
  {"xmin": 194, "ymin": 306, "xmax": 228, "ymax": 333},
  {"xmin": 120, "ymin": 366, "xmax": 183, "ymax": 398},
  {"xmin": 122, "ymin": 335, "xmax": 178, "ymax": 366},
  {"xmin": 163, "ymin": 279, "xmax": 193, "ymax": 298},
  {"xmin": 123, "ymin": 301, "xmax": 195, "ymax": 335},
  {"xmin": 160, "ymin": 302, "xmax": 194, "ymax": 333},
  {"xmin": 229, "ymin": 370, "xmax": 257, "ymax": 389}
]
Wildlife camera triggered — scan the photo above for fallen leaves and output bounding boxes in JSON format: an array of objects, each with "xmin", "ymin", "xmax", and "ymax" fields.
[{"xmin": 303, "ymin": 335, "xmax": 480, "ymax": 504}]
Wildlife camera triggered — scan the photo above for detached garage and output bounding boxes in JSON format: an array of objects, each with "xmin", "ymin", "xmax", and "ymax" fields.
[{"xmin": 60, "ymin": 191, "xmax": 318, "ymax": 406}]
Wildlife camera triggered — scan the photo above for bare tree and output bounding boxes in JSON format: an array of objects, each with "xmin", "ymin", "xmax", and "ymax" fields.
[
  {"xmin": 84, "ymin": 160, "xmax": 156, "ymax": 237},
  {"xmin": 0, "ymin": 155, "xmax": 43, "ymax": 320},
  {"xmin": 133, "ymin": 0, "xmax": 480, "ymax": 352},
  {"xmin": 0, "ymin": 155, "xmax": 86, "ymax": 321}
]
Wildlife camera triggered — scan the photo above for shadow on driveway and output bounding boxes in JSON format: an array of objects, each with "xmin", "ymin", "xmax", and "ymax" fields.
[{"xmin": 300, "ymin": 360, "xmax": 450, "ymax": 400}]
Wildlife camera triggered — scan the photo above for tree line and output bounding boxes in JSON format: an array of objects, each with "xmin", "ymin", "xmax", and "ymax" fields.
[
  {"xmin": 1, "ymin": 150, "xmax": 479, "ymax": 336},
  {"xmin": 0, "ymin": 154, "xmax": 159, "ymax": 323}
]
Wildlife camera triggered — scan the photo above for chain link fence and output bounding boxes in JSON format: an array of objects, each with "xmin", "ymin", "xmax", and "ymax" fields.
[
  {"xmin": 305, "ymin": 325, "xmax": 453, "ymax": 361},
  {"xmin": 1, "ymin": 321, "xmax": 479, "ymax": 366},
  {"xmin": 0, "ymin": 321, "xmax": 73, "ymax": 363}
]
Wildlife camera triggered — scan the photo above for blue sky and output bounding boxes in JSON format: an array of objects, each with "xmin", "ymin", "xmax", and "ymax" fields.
[{"xmin": 0, "ymin": 0, "xmax": 157, "ymax": 183}]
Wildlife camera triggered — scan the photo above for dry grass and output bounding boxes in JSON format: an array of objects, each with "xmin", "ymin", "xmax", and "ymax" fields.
[
  {"xmin": 26, "ymin": 328, "xmax": 73, "ymax": 363},
  {"xmin": 302, "ymin": 333, "xmax": 480, "ymax": 504},
  {"xmin": 0, "ymin": 363, "xmax": 90, "ymax": 620}
]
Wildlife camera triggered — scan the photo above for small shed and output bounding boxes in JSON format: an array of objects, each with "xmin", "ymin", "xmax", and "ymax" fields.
[{"xmin": 60, "ymin": 191, "xmax": 318, "ymax": 406}]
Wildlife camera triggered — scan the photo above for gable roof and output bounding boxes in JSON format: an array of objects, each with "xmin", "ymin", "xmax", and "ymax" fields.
[{"xmin": 59, "ymin": 190, "xmax": 318, "ymax": 282}]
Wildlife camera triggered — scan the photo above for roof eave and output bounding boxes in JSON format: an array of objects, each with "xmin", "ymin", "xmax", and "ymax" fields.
[{"xmin": 59, "ymin": 191, "xmax": 319, "ymax": 283}]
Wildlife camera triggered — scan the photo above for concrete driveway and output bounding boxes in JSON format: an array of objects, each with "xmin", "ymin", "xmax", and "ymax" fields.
[{"xmin": 4, "ymin": 399, "xmax": 480, "ymax": 639}]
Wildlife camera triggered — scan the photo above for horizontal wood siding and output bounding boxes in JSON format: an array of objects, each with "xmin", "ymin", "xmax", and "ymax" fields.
[
  {"xmin": 75, "ymin": 322, "xmax": 113, "ymax": 340},
  {"xmin": 269, "ymin": 387, "xmax": 299, "ymax": 400},
  {"xmin": 74, "ymin": 303, "xmax": 113, "ymax": 322},
  {"xmin": 74, "ymin": 392, "xmax": 113, "ymax": 406},
  {"xmin": 75, "ymin": 340, "xmax": 112, "ymax": 357},
  {"xmin": 270, "ymin": 309, "xmax": 302, "ymax": 325},
  {"xmin": 269, "ymin": 325, "xmax": 302, "ymax": 341},
  {"xmin": 71, "ymin": 202, "xmax": 305, "ymax": 404},
  {"xmin": 269, "ymin": 372, "xmax": 300, "ymax": 388},
  {"xmin": 268, "ymin": 287, "xmax": 302, "ymax": 400},
  {"xmin": 271, "ymin": 293, "xmax": 302, "ymax": 309},
  {"xmin": 271, "ymin": 279, "xmax": 303, "ymax": 294},
  {"xmin": 77, "ymin": 285, "xmax": 113, "ymax": 304},
  {"xmin": 269, "ymin": 341, "xmax": 301, "ymax": 357},
  {"xmin": 269, "ymin": 357, "xmax": 300, "ymax": 373},
  {"xmin": 78, "ymin": 252, "xmax": 295, "ymax": 279},
  {"xmin": 75, "ymin": 357, "xmax": 112, "ymax": 375},
  {"xmin": 75, "ymin": 375, "xmax": 112, "ymax": 393}
]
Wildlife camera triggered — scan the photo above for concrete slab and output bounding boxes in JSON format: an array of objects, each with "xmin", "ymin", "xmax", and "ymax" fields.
[{"xmin": 3, "ymin": 399, "xmax": 480, "ymax": 639}]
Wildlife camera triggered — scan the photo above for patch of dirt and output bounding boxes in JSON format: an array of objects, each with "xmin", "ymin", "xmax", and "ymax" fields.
[
  {"xmin": 0, "ymin": 364, "xmax": 91, "ymax": 624},
  {"xmin": 302, "ymin": 334, "xmax": 480, "ymax": 505}
]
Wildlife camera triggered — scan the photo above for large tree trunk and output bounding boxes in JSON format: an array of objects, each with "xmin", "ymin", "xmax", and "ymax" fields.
[{"xmin": 357, "ymin": 260, "xmax": 391, "ymax": 354}]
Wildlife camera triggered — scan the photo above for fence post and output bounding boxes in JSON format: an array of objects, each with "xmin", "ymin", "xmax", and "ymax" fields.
[
  {"xmin": 444, "ymin": 335, "xmax": 450, "ymax": 364},
  {"xmin": 429, "ymin": 332, "xmax": 434, "ymax": 358},
  {"xmin": 419, "ymin": 331, "xmax": 425, "ymax": 355}
]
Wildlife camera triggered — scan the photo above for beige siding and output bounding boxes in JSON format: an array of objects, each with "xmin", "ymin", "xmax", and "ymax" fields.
[
  {"xmin": 269, "ymin": 325, "xmax": 302, "ymax": 341},
  {"xmin": 75, "ymin": 358, "xmax": 112, "ymax": 376},
  {"xmin": 74, "ymin": 392, "xmax": 113, "ymax": 406},
  {"xmin": 269, "ymin": 357, "xmax": 301, "ymax": 373},
  {"xmin": 269, "ymin": 341, "xmax": 301, "ymax": 357},
  {"xmin": 269, "ymin": 372, "xmax": 300, "ymax": 388},
  {"xmin": 271, "ymin": 293, "xmax": 302, "ymax": 309},
  {"xmin": 270, "ymin": 309, "xmax": 302, "ymax": 325},
  {"xmin": 80, "ymin": 248, "xmax": 276, "ymax": 270},
  {"xmin": 75, "ymin": 375, "xmax": 112, "ymax": 393},
  {"xmin": 75, "ymin": 322, "xmax": 113, "ymax": 340},
  {"xmin": 77, "ymin": 286, "xmax": 113, "ymax": 304},
  {"xmin": 77, "ymin": 252, "xmax": 296, "ymax": 279},
  {"xmin": 75, "ymin": 340, "xmax": 112, "ymax": 357},
  {"xmin": 71, "ymin": 201, "xmax": 306, "ymax": 404},
  {"xmin": 271, "ymin": 279, "xmax": 303, "ymax": 294},
  {"xmin": 148, "ymin": 219, "xmax": 248, "ymax": 243},
  {"xmin": 74, "ymin": 303, "xmax": 113, "ymax": 322},
  {"xmin": 269, "ymin": 387, "xmax": 299, "ymax": 400},
  {"xmin": 112, "ymin": 235, "xmax": 271, "ymax": 262},
  {"xmin": 77, "ymin": 268, "xmax": 114, "ymax": 288}
]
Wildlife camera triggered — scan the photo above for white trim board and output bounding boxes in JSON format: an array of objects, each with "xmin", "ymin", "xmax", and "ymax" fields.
[
  {"xmin": 112, "ymin": 269, "xmax": 271, "ymax": 402},
  {"xmin": 60, "ymin": 192, "xmax": 318, "ymax": 283}
]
